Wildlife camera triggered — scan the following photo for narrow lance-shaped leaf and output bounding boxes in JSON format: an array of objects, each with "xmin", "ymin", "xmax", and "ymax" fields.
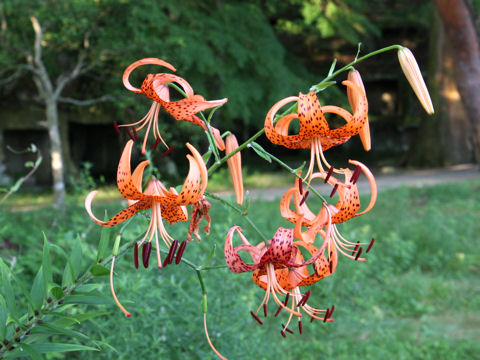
[
  {"xmin": 23, "ymin": 343, "xmax": 99, "ymax": 354},
  {"xmin": 18, "ymin": 343, "xmax": 44, "ymax": 360},
  {"xmin": 70, "ymin": 236, "xmax": 83, "ymax": 278},
  {"xmin": 249, "ymin": 142, "xmax": 272, "ymax": 163},
  {"xmin": 42, "ymin": 233, "xmax": 53, "ymax": 290},
  {"xmin": 31, "ymin": 266, "xmax": 46, "ymax": 311},
  {"xmin": 0, "ymin": 294, "xmax": 7, "ymax": 339},
  {"xmin": 0, "ymin": 259, "xmax": 17, "ymax": 319}
]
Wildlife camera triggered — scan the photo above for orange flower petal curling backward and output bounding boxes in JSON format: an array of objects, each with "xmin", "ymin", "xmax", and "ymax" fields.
[
  {"xmin": 264, "ymin": 81, "xmax": 368, "ymax": 151},
  {"xmin": 85, "ymin": 140, "xmax": 208, "ymax": 227},
  {"xmin": 347, "ymin": 69, "xmax": 371, "ymax": 151},
  {"xmin": 122, "ymin": 58, "xmax": 227, "ymax": 151}
]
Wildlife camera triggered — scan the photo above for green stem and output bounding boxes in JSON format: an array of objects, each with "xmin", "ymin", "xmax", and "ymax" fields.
[
  {"xmin": 205, "ymin": 191, "xmax": 269, "ymax": 243},
  {"xmin": 310, "ymin": 44, "xmax": 402, "ymax": 92}
]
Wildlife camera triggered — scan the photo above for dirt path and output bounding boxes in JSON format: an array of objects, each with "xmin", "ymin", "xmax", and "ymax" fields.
[{"xmin": 232, "ymin": 163, "xmax": 480, "ymax": 202}]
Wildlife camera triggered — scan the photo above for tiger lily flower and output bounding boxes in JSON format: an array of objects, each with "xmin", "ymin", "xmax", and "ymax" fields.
[
  {"xmin": 280, "ymin": 160, "xmax": 377, "ymax": 262},
  {"xmin": 85, "ymin": 140, "xmax": 207, "ymax": 316},
  {"xmin": 121, "ymin": 58, "xmax": 228, "ymax": 153},
  {"xmin": 251, "ymin": 239, "xmax": 337, "ymax": 335},
  {"xmin": 264, "ymin": 81, "xmax": 368, "ymax": 181},
  {"xmin": 225, "ymin": 225, "xmax": 332, "ymax": 331}
]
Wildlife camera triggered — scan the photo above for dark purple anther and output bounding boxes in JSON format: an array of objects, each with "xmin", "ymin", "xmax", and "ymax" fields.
[
  {"xmin": 350, "ymin": 166, "xmax": 361, "ymax": 184},
  {"xmin": 283, "ymin": 293, "xmax": 290, "ymax": 306},
  {"xmin": 161, "ymin": 145, "xmax": 175, "ymax": 157},
  {"xmin": 163, "ymin": 240, "xmax": 178, "ymax": 267},
  {"xmin": 175, "ymin": 240, "xmax": 187, "ymax": 264},
  {"xmin": 299, "ymin": 191, "xmax": 310, "ymax": 206},
  {"xmin": 274, "ymin": 305, "xmax": 283, "ymax": 317},
  {"xmin": 325, "ymin": 166, "xmax": 334, "ymax": 183},
  {"xmin": 282, "ymin": 324, "xmax": 294, "ymax": 334},
  {"xmin": 250, "ymin": 311, "xmax": 263, "ymax": 325},
  {"xmin": 354, "ymin": 247, "xmax": 363, "ymax": 261},
  {"xmin": 126, "ymin": 127, "xmax": 135, "ymax": 141},
  {"xmin": 298, "ymin": 178, "xmax": 303, "ymax": 195},
  {"xmin": 134, "ymin": 243, "xmax": 139, "ymax": 269},
  {"xmin": 330, "ymin": 184, "xmax": 339, "ymax": 198},
  {"xmin": 366, "ymin": 238, "xmax": 375, "ymax": 253},
  {"xmin": 113, "ymin": 121, "xmax": 121, "ymax": 136},
  {"xmin": 298, "ymin": 320, "xmax": 303, "ymax": 334},
  {"xmin": 298, "ymin": 290, "xmax": 311, "ymax": 307},
  {"xmin": 142, "ymin": 242, "xmax": 152, "ymax": 268},
  {"xmin": 263, "ymin": 304, "xmax": 268, "ymax": 317}
]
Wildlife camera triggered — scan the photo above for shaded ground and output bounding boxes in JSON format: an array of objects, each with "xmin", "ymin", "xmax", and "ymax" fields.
[{"xmin": 226, "ymin": 163, "xmax": 480, "ymax": 201}]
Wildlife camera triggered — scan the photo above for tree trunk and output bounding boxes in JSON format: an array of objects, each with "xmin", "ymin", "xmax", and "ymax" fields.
[
  {"xmin": 46, "ymin": 100, "xmax": 66, "ymax": 209},
  {"xmin": 434, "ymin": 0, "xmax": 480, "ymax": 164}
]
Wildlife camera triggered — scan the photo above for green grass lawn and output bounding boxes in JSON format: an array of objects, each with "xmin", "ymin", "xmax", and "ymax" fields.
[{"xmin": 1, "ymin": 180, "xmax": 479, "ymax": 359}]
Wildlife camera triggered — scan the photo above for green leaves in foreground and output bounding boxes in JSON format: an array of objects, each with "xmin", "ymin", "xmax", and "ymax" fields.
[{"xmin": 0, "ymin": 234, "xmax": 111, "ymax": 359}]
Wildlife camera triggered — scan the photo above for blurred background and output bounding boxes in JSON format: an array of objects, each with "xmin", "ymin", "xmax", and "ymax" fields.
[{"xmin": 1, "ymin": 0, "xmax": 479, "ymax": 201}]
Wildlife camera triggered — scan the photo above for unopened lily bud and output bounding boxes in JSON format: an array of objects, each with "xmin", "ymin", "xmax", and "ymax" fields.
[
  {"xmin": 397, "ymin": 47, "xmax": 434, "ymax": 115},
  {"xmin": 347, "ymin": 69, "xmax": 371, "ymax": 151},
  {"xmin": 225, "ymin": 134, "xmax": 244, "ymax": 205}
]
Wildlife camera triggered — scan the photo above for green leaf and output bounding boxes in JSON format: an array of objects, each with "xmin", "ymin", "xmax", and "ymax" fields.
[
  {"xmin": 0, "ymin": 259, "xmax": 17, "ymax": 318},
  {"xmin": 0, "ymin": 294, "xmax": 7, "ymax": 339},
  {"xmin": 42, "ymin": 234, "xmax": 53, "ymax": 291},
  {"xmin": 202, "ymin": 150, "xmax": 212, "ymax": 164},
  {"xmin": 328, "ymin": 58, "xmax": 337, "ymax": 76},
  {"xmin": 61, "ymin": 260, "xmax": 75, "ymax": 288},
  {"xmin": 311, "ymin": 81, "xmax": 337, "ymax": 93},
  {"xmin": 64, "ymin": 293, "xmax": 114, "ymax": 305},
  {"xmin": 51, "ymin": 286, "xmax": 63, "ymax": 300},
  {"xmin": 70, "ymin": 237, "xmax": 83, "ymax": 278},
  {"xmin": 202, "ymin": 244, "xmax": 216, "ymax": 267},
  {"xmin": 19, "ymin": 343, "xmax": 44, "ymax": 360},
  {"xmin": 25, "ymin": 343, "xmax": 99, "ymax": 353},
  {"xmin": 35, "ymin": 323, "xmax": 89, "ymax": 341},
  {"xmin": 90, "ymin": 264, "xmax": 110, "ymax": 277},
  {"xmin": 96, "ymin": 212, "xmax": 111, "ymax": 262},
  {"xmin": 249, "ymin": 142, "xmax": 272, "ymax": 163},
  {"xmin": 30, "ymin": 266, "xmax": 45, "ymax": 311}
]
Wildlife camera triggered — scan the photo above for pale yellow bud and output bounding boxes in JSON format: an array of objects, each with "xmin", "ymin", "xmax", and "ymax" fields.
[
  {"xmin": 347, "ymin": 69, "xmax": 371, "ymax": 151},
  {"xmin": 225, "ymin": 134, "xmax": 244, "ymax": 205},
  {"xmin": 397, "ymin": 47, "xmax": 434, "ymax": 115}
]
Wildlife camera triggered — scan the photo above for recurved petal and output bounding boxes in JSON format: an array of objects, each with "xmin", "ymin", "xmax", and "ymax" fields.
[
  {"xmin": 349, "ymin": 160, "xmax": 377, "ymax": 216},
  {"xmin": 117, "ymin": 140, "xmax": 148, "ymax": 201},
  {"xmin": 225, "ymin": 226, "xmax": 265, "ymax": 273},
  {"xmin": 131, "ymin": 160, "xmax": 150, "ymax": 193},
  {"xmin": 295, "ymin": 240, "xmax": 335, "ymax": 286},
  {"xmin": 162, "ymin": 94, "xmax": 228, "ymax": 121},
  {"xmin": 259, "ymin": 227, "xmax": 294, "ymax": 267},
  {"xmin": 297, "ymin": 92, "xmax": 330, "ymax": 138},
  {"xmin": 85, "ymin": 190, "xmax": 152, "ymax": 227},
  {"xmin": 327, "ymin": 80, "xmax": 368, "ymax": 139},
  {"xmin": 161, "ymin": 203, "xmax": 188, "ymax": 225},
  {"xmin": 123, "ymin": 58, "xmax": 176, "ymax": 94},
  {"xmin": 150, "ymin": 73, "xmax": 194, "ymax": 100},
  {"xmin": 264, "ymin": 96, "xmax": 306, "ymax": 149}
]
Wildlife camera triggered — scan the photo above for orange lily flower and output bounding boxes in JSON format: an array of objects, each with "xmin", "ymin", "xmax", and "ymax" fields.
[
  {"xmin": 85, "ymin": 140, "xmax": 207, "ymax": 316},
  {"xmin": 225, "ymin": 133, "xmax": 244, "ymax": 205},
  {"xmin": 280, "ymin": 160, "xmax": 377, "ymax": 262},
  {"xmin": 264, "ymin": 80, "xmax": 368, "ymax": 181},
  {"xmin": 225, "ymin": 225, "xmax": 333, "ymax": 333},
  {"xmin": 251, "ymin": 239, "xmax": 337, "ymax": 335},
  {"xmin": 121, "ymin": 58, "xmax": 228, "ymax": 153}
]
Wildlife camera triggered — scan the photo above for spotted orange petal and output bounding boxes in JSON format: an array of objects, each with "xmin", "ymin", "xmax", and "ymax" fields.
[
  {"xmin": 85, "ymin": 190, "xmax": 152, "ymax": 227},
  {"xmin": 225, "ymin": 226, "xmax": 267, "ymax": 273},
  {"xmin": 347, "ymin": 70, "xmax": 371, "ymax": 151},
  {"xmin": 117, "ymin": 140, "xmax": 148, "ymax": 201},
  {"xmin": 123, "ymin": 58, "xmax": 176, "ymax": 94}
]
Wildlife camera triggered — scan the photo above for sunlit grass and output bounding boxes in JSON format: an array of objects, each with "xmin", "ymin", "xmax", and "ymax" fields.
[{"xmin": 1, "ymin": 180, "xmax": 479, "ymax": 359}]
